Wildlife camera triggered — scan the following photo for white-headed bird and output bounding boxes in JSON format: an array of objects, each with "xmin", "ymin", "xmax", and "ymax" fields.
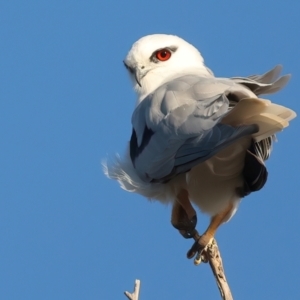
[{"xmin": 104, "ymin": 34, "xmax": 296, "ymax": 264}]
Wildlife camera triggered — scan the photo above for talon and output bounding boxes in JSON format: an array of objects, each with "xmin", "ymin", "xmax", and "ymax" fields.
[
  {"xmin": 188, "ymin": 204, "xmax": 234, "ymax": 265},
  {"xmin": 186, "ymin": 240, "xmax": 204, "ymax": 260},
  {"xmin": 194, "ymin": 249, "xmax": 208, "ymax": 265},
  {"xmin": 179, "ymin": 228, "xmax": 197, "ymax": 239},
  {"xmin": 194, "ymin": 255, "xmax": 202, "ymax": 265},
  {"xmin": 187, "ymin": 242, "xmax": 199, "ymax": 259},
  {"xmin": 172, "ymin": 214, "xmax": 197, "ymax": 239},
  {"xmin": 187, "ymin": 234, "xmax": 212, "ymax": 262}
]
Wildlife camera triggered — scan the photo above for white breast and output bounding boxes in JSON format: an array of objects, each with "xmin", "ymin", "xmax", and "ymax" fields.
[{"xmin": 186, "ymin": 137, "xmax": 251, "ymax": 219}]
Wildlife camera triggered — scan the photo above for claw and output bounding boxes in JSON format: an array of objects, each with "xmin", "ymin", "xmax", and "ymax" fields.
[
  {"xmin": 194, "ymin": 249, "xmax": 208, "ymax": 265},
  {"xmin": 172, "ymin": 215, "xmax": 198, "ymax": 239},
  {"xmin": 187, "ymin": 234, "xmax": 212, "ymax": 265},
  {"xmin": 194, "ymin": 255, "xmax": 202, "ymax": 265},
  {"xmin": 187, "ymin": 240, "xmax": 200, "ymax": 259}
]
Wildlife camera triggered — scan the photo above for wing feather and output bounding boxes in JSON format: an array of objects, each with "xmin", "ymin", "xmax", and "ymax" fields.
[{"xmin": 131, "ymin": 75, "xmax": 257, "ymax": 182}]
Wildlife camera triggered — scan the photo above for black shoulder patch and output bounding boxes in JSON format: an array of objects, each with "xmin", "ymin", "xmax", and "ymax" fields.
[{"xmin": 130, "ymin": 127, "xmax": 154, "ymax": 165}]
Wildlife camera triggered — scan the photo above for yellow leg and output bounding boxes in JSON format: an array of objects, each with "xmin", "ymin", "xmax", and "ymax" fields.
[
  {"xmin": 187, "ymin": 203, "xmax": 234, "ymax": 261},
  {"xmin": 199, "ymin": 203, "xmax": 234, "ymax": 247},
  {"xmin": 171, "ymin": 191, "xmax": 234, "ymax": 265}
]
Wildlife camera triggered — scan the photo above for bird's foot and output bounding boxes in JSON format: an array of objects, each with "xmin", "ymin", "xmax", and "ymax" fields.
[
  {"xmin": 187, "ymin": 233, "xmax": 213, "ymax": 265},
  {"xmin": 172, "ymin": 215, "xmax": 197, "ymax": 239}
]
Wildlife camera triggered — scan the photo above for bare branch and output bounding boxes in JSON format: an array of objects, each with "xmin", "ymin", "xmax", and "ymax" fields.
[
  {"xmin": 123, "ymin": 240, "xmax": 232, "ymax": 300},
  {"xmin": 124, "ymin": 279, "xmax": 141, "ymax": 300},
  {"xmin": 206, "ymin": 239, "xmax": 233, "ymax": 300},
  {"xmin": 188, "ymin": 229, "xmax": 233, "ymax": 299}
]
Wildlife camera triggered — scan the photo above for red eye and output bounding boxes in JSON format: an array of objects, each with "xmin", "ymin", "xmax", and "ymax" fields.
[{"xmin": 155, "ymin": 49, "xmax": 171, "ymax": 61}]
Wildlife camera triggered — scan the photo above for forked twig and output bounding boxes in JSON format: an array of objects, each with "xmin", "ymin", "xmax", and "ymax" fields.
[
  {"xmin": 124, "ymin": 239, "xmax": 232, "ymax": 300},
  {"xmin": 124, "ymin": 279, "xmax": 141, "ymax": 300}
]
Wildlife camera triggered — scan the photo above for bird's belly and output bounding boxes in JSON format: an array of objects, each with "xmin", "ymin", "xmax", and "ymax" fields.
[{"xmin": 186, "ymin": 138, "xmax": 250, "ymax": 217}]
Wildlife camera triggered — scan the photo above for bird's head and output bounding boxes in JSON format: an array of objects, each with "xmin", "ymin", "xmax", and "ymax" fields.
[{"xmin": 123, "ymin": 34, "xmax": 213, "ymax": 104}]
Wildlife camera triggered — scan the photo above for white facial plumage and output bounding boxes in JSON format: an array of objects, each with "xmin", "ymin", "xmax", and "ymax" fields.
[{"xmin": 123, "ymin": 34, "xmax": 213, "ymax": 104}]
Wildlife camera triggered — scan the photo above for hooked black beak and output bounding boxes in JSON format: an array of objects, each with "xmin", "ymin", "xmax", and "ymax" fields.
[{"xmin": 123, "ymin": 61, "xmax": 142, "ymax": 87}]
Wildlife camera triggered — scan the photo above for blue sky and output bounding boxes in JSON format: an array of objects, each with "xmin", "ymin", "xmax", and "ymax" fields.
[{"xmin": 1, "ymin": 1, "xmax": 299, "ymax": 299}]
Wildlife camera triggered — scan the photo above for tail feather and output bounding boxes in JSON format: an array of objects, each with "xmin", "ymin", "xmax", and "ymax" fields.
[
  {"xmin": 247, "ymin": 113, "xmax": 288, "ymax": 142},
  {"xmin": 261, "ymin": 102, "xmax": 296, "ymax": 121},
  {"xmin": 222, "ymin": 98, "xmax": 269, "ymax": 125},
  {"xmin": 222, "ymin": 97, "xmax": 296, "ymax": 142}
]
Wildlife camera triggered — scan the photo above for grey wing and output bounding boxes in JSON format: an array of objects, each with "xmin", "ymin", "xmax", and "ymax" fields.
[
  {"xmin": 130, "ymin": 76, "xmax": 258, "ymax": 183},
  {"xmin": 231, "ymin": 65, "xmax": 290, "ymax": 96}
]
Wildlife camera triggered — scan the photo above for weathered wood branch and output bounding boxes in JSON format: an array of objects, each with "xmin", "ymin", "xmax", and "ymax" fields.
[
  {"xmin": 123, "ymin": 240, "xmax": 232, "ymax": 300},
  {"xmin": 205, "ymin": 239, "xmax": 233, "ymax": 300},
  {"xmin": 190, "ymin": 229, "xmax": 233, "ymax": 299},
  {"xmin": 124, "ymin": 279, "xmax": 141, "ymax": 300}
]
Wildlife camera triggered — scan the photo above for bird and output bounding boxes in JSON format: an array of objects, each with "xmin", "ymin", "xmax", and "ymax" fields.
[{"xmin": 104, "ymin": 34, "xmax": 296, "ymax": 264}]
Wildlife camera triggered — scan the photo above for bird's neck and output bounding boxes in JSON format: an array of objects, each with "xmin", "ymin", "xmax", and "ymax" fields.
[{"xmin": 135, "ymin": 66, "xmax": 213, "ymax": 106}]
